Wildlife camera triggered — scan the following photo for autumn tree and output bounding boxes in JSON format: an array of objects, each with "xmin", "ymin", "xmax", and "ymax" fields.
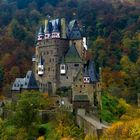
[
  {"xmin": 120, "ymin": 55, "xmax": 140, "ymax": 103},
  {"xmin": 102, "ymin": 119, "xmax": 140, "ymax": 140}
]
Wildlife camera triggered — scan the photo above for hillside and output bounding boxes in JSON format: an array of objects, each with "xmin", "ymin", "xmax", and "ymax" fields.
[
  {"xmin": 0, "ymin": 0, "xmax": 139, "ymax": 103},
  {"xmin": 103, "ymin": 0, "xmax": 140, "ymax": 5}
]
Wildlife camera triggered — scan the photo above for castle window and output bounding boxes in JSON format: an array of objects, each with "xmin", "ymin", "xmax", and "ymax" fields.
[
  {"xmin": 60, "ymin": 64, "xmax": 66, "ymax": 74},
  {"xmin": 80, "ymin": 91, "xmax": 82, "ymax": 93},
  {"xmin": 48, "ymin": 68, "xmax": 50, "ymax": 71},
  {"xmin": 66, "ymin": 76, "xmax": 68, "ymax": 79},
  {"xmin": 80, "ymin": 85, "xmax": 82, "ymax": 88},
  {"xmin": 61, "ymin": 65, "xmax": 65, "ymax": 70},
  {"xmin": 74, "ymin": 64, "xmax": 79, "ymax": 67}
]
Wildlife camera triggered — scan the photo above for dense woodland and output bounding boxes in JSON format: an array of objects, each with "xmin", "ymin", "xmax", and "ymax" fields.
[
  {"xmin": 0, "ymin": 0, "xmax": 140, "ymax": 102},
  {"xmin": 0, "ymin": 0, "xmax": 140, "ymax": 139}
]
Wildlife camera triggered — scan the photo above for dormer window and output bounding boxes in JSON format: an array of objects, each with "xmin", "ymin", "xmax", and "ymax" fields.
[
  {"xmin": 38, "ymin": 64, "xmax": 44, "ymax": 76},
  {"xmin": 52, "ymin": 32, "xmax": 60, "ymax": 39},
  {"xmin": 83, "ymin": 77, "xmax": 90, "ymax": 84},
  {"xmin": 45, "ymin": 33, "xmax": 51, "ymax": 39},
  {"xmin": 60, "ymin": 64, "xmax": 66, "ymax": 75}
]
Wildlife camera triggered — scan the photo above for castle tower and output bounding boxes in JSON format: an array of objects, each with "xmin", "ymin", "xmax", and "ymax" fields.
[
  {"xmin": 35, "ymin": 18, "xmax": 69, "ymax": 95},
  {"xmin": 37, "ymin": 26, "xmax": 44, "ymax": 41},
  {"xmin": 61, "ymin": 18, "xmax": 67, "ymax": 39},
  {"xmin": 44, "ymin": 19, "xmax": 51, "ymax": 39},
  {"xmin": 34, "ymin": 18, "xmax": 100, "ymax": 100},
  {"xmin": 52, "ymin": 19, "xmax": 60, "ymax": 38},
  {"xmin": 67, "ymin": 20, "xmax": 85, "ymax": 59}
]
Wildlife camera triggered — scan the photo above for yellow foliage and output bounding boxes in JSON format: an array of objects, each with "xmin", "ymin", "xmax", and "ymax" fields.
[
  {"xmin": 37, "ymin": 136, "xmax": 45, "ymax": 140},
  {"xmin": 55, "ymin": 121, "xmax": 71, "ymax": 138},
  {"xmin": 118, "ymin": 98, "xmax": 130, "ymax": 110},
  {"xmin": 61, "ymin": 137, "xmax": 75, "ymax": 140},
  {"xmin": 42, "ymin": 93, "xmax": 49, "ymax": 98},
  {"xmin": 121, "ymin": 105, "xmax": 140, "ymax": 121},
  {"xmin": 84, "ymin": 133, "xmax": 98, "ymax": 140},
  {"xmin": 0, "ymin": 95, "xmax": 6, "ymax": 100},
  {"xmin": 103, "ymin": 119, "xmax": 140, "ymax": 140}
]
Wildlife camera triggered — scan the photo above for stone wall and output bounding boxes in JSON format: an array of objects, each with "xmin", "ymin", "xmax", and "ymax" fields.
[
  {"xmin": 72, "ymin": 70, "xmax": 96, "ymax": 104},
  {"xmin": 76, "ymin": 110, "xmax": 104, "ymax": 139},
  {"xmin": 60, "ymin": 63, "xmax": 82, "ymax": 87},
  {"xmin": 35, "ymin": 39, "xmax": 69, "ymax": 95}
]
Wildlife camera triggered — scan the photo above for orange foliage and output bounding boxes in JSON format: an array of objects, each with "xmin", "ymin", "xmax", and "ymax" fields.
[
  {"xmin": 102, "ymin": 67, "xmax": 125, "ymax": 89},
  {"xmin": 42, "ymin": 93, "xmax": 49, "ymax": 98},
  {"xmin": 0, "ymin": 95, "xmax": 6, "ymax": 100}
]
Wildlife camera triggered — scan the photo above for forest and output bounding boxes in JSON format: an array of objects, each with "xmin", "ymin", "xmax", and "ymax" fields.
[
  {"xmin": 0, "ymin": 0, "xmax": 140, "ymax": 139},
  {"xmin": 0, "ymin": 0, "xmax": 139, "ymax": 103}
]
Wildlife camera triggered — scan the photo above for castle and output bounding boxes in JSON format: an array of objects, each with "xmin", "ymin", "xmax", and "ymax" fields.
[{"xmin": 12, "ymin": 18, "xmax": 102, "ymax": 110}]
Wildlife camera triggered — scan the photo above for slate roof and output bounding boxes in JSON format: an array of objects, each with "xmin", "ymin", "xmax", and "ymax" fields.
[
  {"xmin": 64, "ymin": 45, "xmax": 82, "ymax": 63},
  {"xmin": 38, "ymin": 18, "xmax": 82, "ymax": 40},
  {"xmin": 69, "ymin": 20, "xmax": 76, "ymax": 32},
  {"xmin": 44, "ymin": 20, "xmax": 49, "ymax": 33},
  {"xmin": 12, "ymin": 78, "xmax": 24, "ymax": 91},
  {"xmin": 83, "ymin": 60, "xmax": 99, "ymax": 83},
  {"xmin": 12, "ymin": 71, "xmax": 39, "ymax": 91},
  {"xmin": 38, "ymin": 26, "xmax": 44, "ymax": 36},
  {"xmin": 67, "ymin": 20, "xmax": 82, "ymax": 40},
  {"xmin": 51, "ymin": 19, "xmax": 60, "ymax": 32},
  {"xmin": 44, "ymin": 18, "xmax": 61, "ymax": 34},
  {"xmin": 74, "ymin": 95, "xmax": 89, "ymax": 101}
]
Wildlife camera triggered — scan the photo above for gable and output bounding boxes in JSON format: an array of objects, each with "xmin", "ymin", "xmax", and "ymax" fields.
[
  {"xmin": 64, "ymin": 45, "xmax": 82, "ymax": 63},
  {"xmin": 12, "ymin": 71, "xmax": 39, "ymax": 91}
]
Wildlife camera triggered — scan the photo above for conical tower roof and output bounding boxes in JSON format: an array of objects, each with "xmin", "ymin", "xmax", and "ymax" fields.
[
  {"xmin": 65, "ymin": 45, "xmax": 82, "ymax": 63},
  {"xmin": 38, "ymin": 26, "xmax": 44, "ymax": 35}
]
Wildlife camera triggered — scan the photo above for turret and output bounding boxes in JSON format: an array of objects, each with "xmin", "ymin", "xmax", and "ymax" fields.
[
  {"xmin": 52, "ymin": 19, "xmax": 60, "ymax": 39},
  {"xmin": 67, "ymin": 20, "xmax": 82, "ymax": 40},
  {"xmin": 61, "ymin": 18, "xmax": 67, "ymax": 39},
  {"xmin": 37, "ymin": 26, "xmax": 44, "ymax": 41},
  {"xmin": 44, "ymin": 20, "xmax": 51, "ymax": 39}
]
